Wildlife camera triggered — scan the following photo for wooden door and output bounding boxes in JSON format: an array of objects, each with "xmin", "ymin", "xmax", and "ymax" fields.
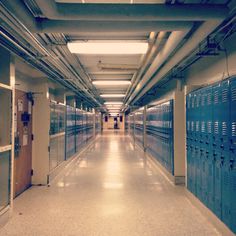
[{"xmin": 14, "ymin": 90, "xmax": 33, "ymax": 197}]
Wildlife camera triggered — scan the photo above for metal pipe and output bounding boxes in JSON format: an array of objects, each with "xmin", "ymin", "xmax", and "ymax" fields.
[
  {"xmin": 124, "ymin": 32, "xmax": 167, "ymax": 104},
  {"xmin": 130, "ymin": 20, "xmax": 223, "ymax": 104},
  {"xmin": 37, "ymin": 20, "xmax": 193, "ymax": 33},
  {"xmin": 127, "ymin": 30, "xmax": 190, "ymax": 104},
  {"xmin": 35, "ymin": 0, "xmax": 228, "ymax": 21}
]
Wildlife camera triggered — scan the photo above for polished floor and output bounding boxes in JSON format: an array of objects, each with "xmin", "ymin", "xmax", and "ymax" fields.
[{"xmin": 0, "ymin": 131, "xmax": 222, "ymax": 236}]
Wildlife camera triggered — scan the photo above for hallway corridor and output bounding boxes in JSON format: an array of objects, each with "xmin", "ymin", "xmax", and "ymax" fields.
[{"xmin": 0, "ymin": 132, "xmax": 221, "ymax": 236}]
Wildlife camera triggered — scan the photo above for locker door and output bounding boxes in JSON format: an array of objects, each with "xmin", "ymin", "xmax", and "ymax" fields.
[
  {"xmin": 205, "ymin": 86, "xmax": 214, "ymax": 210},
  {"xmin": 229, "ymin": 154, "xmax": 236, "ymax": 233},
  {"xmin": 200, "ymin": 88, "xmax": 207, "ymax": 205},
  {"xmin": 220, "ymin": 80, "xmax": 231, "ymax": 228},
  {"xmin": 212, "ymin": 83, "xmax": 223, "ymax": 218},
  {"xmin": 229, "ymin": 78, "xmax": 236, "ymax": 233},
  {"xmin": 214, "ymin": 149, "xmax": 223, "ymax": 219}
]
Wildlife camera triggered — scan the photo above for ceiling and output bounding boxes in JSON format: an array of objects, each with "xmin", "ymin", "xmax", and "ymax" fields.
[{"xmin": 0, "ymin": 0, "xmax": 231, "ymax": 112}]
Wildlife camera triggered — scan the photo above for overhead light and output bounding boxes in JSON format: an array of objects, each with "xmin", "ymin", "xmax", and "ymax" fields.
[
  {"xmin": 93, "ymin": 81, "xmax": 131, "ymax": 86},
  {"xmin": 109, "ymin": 113, "xmax": 119, "ymax": 116},
  {"xmin": 104, "ymin": 102, "xmax": 123, "ymax": 105},
  {"xmin": 108, "ymin": 110, "xmax": 120, "ymax": 113},
  {"xmin": 67, "ymin": 41, "xmax": 148, "ymax": 54},
  {"xmin": 101, "ymin": 94, "xmax": 125, "ymax": 98},
  {"xmin": 106, "ymin": 106, "xmax": 122, "ymax": 109}
]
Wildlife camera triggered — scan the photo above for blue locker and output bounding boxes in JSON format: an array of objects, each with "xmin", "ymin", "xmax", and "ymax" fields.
[
  {"xmin": 228, "ymin": 154, "xmax": 236, "ymax": 233},
  {"xmin": 230, "ymin": 77, "xmax": 236, "ymax": 155},
  {"xmin": 213, "ymin": 149, "xmax": 223, "ymax": 219},
  {"xmin": 195, "ymin": 146, "xmax": 202, "ymax": 200},
  {"xmin": 187, "ymin": 145, "xmax": 193, "ymax": 192},
  {"xmin": 206, "ymin": 149, "xmax": 215, "ymax": 211},
  {"xmin": 229, "ymin": 77, "xmax": 236, "ymax": 233},
  {"xmin": 221, "ymin": 150, "xmax": 231, "ymax": 230}
]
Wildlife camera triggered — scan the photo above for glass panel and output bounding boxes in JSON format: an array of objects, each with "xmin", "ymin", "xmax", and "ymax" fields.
[
  {"xmin": 0, "ymin": 151, "xmax": 10, "ymax": 211},
  {"xmin": 58, "ymin": 135, "xmax": 65, "ymax": 164},
  {"xmin": 49, "ymin": 137, "xmax": 58, "ymax": 170}
]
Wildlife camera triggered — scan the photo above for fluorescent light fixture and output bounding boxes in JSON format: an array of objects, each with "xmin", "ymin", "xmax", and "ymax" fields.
[
  {"xmin": 93, "ymin": 81, "xmax": 131, "ymax": 86},
  {"xmin": 101, "ymin": 94, "xmax": 125, "ymax": 98},
  {"xmin": 67, "ymin": 41, "xmax": 148, "ymax": 54},
  {"xmin": 104, "ymin": 102, "xmax": 123, "ymax": 105},
  {"xmin": 109, "ymin": 113, "xmax": 119, "ymax": 116},
  {"xmin": 106, "ymin": 104, "xmax": 122, "ymax": 107}
]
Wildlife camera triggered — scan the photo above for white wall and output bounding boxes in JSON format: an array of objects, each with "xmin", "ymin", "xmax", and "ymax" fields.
[
  {"xmin": 103, "ymin": 114, "xmax": 125, "ymax": 130},
  {"xmin": 185, "ymin": 33, "xmax": 236, "ymax": 86}
]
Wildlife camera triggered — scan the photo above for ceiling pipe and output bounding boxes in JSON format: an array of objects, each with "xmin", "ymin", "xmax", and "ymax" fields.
[
  {"xmin": 36, "ymin": 20, "xmax": 193, "ymax": 33},
  {"xmin": 0, "ymin": 1, "xmax": 193, "ymax": 33},
  {"xmin": 0, "ymin": 1, "xmax": 102, "ymax": 107},
  {"xmin": 0, "ymin": 0, "xmax": 39, "ymax": 32},
  {"xmin": 127, "ymin": 30, "xmax": 190, "ymax": 103},
  {"xmin": 130, "ymin": 20, "xmax": 224, "ymax": 105},
  {"xmin": 124, "ymin": 31, "xmax": 167, "ymax": 104},
  {"xmin": 34, "ymin": 0, "xmax": 228, "ymax": 21}
]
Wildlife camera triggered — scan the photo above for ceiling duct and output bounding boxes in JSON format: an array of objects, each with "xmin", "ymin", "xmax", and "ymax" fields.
[
  {"xmin": 130, "ymin": 20, "xmax": 224, "ymax": 104},
  {"xmin": 34, "ymin": 0, "xmax": 228, "ymax": 21}
]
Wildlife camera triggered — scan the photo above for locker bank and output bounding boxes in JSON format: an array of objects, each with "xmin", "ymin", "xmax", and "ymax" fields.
[{"xmin": 0, "ymin": 0, "xmax": 235, "ymax": 235}]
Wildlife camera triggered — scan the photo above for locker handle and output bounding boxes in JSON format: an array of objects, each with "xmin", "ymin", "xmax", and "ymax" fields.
[
  {"xmin": 213, "ymin": 143, "xmax": 216, "ymax": 147},
  {"xmin": 229, "ymin": 159, "xmax": 234, "ymax": 170},
  {"xmin": 229, "ymin": 146, "xmax": 235, "ymax": 151},
  {"xmin": 205, "ymin": 141, "xmax": 209, "ymax": 144},
  {"xmin": 200, "ymin": 140, "xmax": 203, "ymax": 143},
  {"xmin": 220, "ymin": 144, "xmax": 224, "ymax": 149},
  {"xmin": 220, "ymin": 156, "xmax": 224, "ymax": 165}
]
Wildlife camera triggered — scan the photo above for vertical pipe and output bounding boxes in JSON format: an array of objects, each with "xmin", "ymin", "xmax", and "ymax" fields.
[
  {"xmin": 10, "ymin": 55, "xmax": 15, "ymax": 212},
  {"xmin": 143, "ymin": 106, "xmax": 147, "ymax": 151}
]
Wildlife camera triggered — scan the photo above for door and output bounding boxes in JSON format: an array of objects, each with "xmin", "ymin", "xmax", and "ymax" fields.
[{"xmin": 14, "ymin": 90, "xmax": 33, "ymax": 197}]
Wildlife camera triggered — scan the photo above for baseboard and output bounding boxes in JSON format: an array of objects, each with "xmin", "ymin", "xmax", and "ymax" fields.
[
  {"xmin": 174, "ymin": 176, "xmax": 185, "ymax": 185},
  {"xmin": 146, "ymin": 152, "xmax": 176, "ymax": 184},
  {"xmin": 0, "ymin": 206, "xmax": 11, "ymax": 229},
  {"xmin": 186, "ymin": 190, "xmax": 235, "ymax": 236}
]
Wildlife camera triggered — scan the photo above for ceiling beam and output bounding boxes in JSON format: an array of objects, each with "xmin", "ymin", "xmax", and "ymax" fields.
[
  {"xmin": 35, "ymin": 0, "xmax": 228, "ymax": 21},
  {"xmin": 37, "ymin": 20, "xmax": 193, "ymax": 33}
]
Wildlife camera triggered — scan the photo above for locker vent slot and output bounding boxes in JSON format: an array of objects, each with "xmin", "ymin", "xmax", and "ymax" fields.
[
  {"xmin": 196, "ymin": 121, "xmax": 200, "ymax": 132},
  {"xmin": 232, "ymin": 87, "xmax": 236, "ymax": 101},
  {"xmin": 192, "ymin": 96, "xmax": 195, "ymax": 108},
  {"xmin": 222, "ymin": 122, "xmax": 227, "ymax": 136},
  {"xmin": 207, "ymin": 93, "xmax": 212, "ymax": 105},
  {"xmin": 200, "ymin": 96, "xmax": 203, "ymax": 106},
  {"xmin": 191, "ymin": 121, "xmax": 194, "ymax": 131},
  {"xmin": 232, "ymin": 122, "xmax": 236, "ymax": 136},
  {"xmin": 214, "ymin": 122, "xmax": 219, "ymax": 134},
  {"xmin": 207, "ymin": 121, "xmax": 212, "ymax": 133},
  {"xmin": 214, "ymin": 91, "xmax": 219, "ymax": 104},
  {"xmin": 187, "ymin": 121, "xmax": 190, "ymax": 131},
  {"xmin": 201, "ymin": 121, "xmax": 205, "ymax": 133},
  {"xmin": 222, "ymin": 89, "xmax": 228, "ymax": 103}
]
